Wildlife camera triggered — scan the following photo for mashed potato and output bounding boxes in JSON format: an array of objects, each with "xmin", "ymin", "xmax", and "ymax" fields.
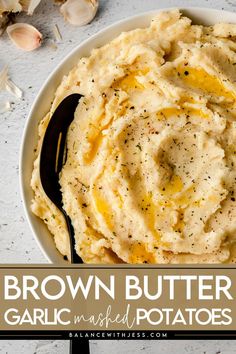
[{"xmin": 31, "ymin": 10, "xmax": 236, "ymax": 263}]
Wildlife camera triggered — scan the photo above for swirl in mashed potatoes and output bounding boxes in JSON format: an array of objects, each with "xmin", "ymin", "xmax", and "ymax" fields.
[{"xmin": 31, "ymin": 10, "xmax": 236, "ymax": 263}]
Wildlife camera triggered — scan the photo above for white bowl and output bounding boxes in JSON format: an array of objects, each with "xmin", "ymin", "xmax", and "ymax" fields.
[{"xmin": 20, "ymin": 7, "xmax": 236, "ymax": 264}]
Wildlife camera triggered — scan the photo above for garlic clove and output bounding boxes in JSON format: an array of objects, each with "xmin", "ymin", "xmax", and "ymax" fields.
[
  {"xmin": 7, "ymin": 23, "xmax": 42, "ymax": 51},
  {"xmin": 20, "ymin": 0, "xmax": 42, "ymax": 15},
  {"xmin": 60, "ymin": 0, "xmax": 99, "ymax": 26}
]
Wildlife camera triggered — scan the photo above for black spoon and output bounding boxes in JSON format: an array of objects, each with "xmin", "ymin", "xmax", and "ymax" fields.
[{"xmin": 39, "ymin": 93, "xmax": 90, "ymax": 354}]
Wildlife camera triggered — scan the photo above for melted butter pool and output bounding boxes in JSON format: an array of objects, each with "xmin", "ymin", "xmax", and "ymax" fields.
[{"xmin": 176, "ymin": 66, "xmax": 235, "ymax": 100}]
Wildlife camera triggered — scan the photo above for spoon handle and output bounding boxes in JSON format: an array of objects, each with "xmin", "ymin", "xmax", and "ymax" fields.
[
  {"xmin": 70, "ymin": 339, "xmax": 90, "ymax": 354},
  {"xmin": 64, "ymin": 212, "xmax": 90, "ymax": 353},
  {"xmin": 63, "ymin": 210, "xmax": 83, "ymax": 264}
]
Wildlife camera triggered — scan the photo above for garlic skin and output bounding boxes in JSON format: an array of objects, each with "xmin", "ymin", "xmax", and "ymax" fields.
[
  {"xmin": 0, "ymin": 65, "xmax": 23, "ymax": 98},
  {"xmin": 0, "ymin": 0, "xmax": 41, "ymax": 16},
  {"xmin": 20, "ymin": 0, "xmax": 42, "ymax": 15},
  {"xmin": 0, "ymin": 0, "xmax": 22, "ymax": 16},
  {"xmin": 0, "ymin": 12, "xmax": 13, "ymax": 36},
  {"xmin": 53, "ymin": 23, "xmax": 62, "ymax": 42},
  {"xmin": 60, "ymin": 0, "xmax": 99, "ymax": 26},
  {"xmin": 0, "ymin": 101, "xmax": 11, "ymax": 113},
  {"xmin": 7, "ymin": 23, "xmax": 42, "ymax": 51}
]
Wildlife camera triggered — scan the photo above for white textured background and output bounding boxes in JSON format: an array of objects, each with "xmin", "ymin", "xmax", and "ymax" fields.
[{"xmin": 1, "ymin": 0, "xmax": 236, "ymax": 352}]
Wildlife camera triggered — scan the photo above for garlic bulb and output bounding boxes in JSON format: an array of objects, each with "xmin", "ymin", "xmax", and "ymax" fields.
[
  {"xmin": 7, "ymin": 23, "xmax": 42, "ymax": 51},
  {"xmin": 60, "ymin": 0, "xmax": 99, "ymax": 26}
]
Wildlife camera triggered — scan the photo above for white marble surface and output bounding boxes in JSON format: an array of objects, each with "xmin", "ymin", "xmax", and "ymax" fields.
[{"xmin": 1, "ymin": 0, "xmax": 236, "ymax": 352}]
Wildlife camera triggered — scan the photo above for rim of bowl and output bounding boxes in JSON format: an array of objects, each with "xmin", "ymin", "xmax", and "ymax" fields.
[{"xmin": 19, "ymin": 7, "xmax": 236, "ymax": 264}]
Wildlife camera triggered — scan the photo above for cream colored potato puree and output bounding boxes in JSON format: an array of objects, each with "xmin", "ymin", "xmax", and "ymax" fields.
[{"xmin": 31, "ymin": 10, "xmax": 236, "ymax": 264}]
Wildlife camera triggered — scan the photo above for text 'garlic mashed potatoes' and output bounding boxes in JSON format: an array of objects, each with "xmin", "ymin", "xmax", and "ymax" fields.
[{"xmin": 31, "ymin": 10, "xmax": 236, "ymax": 264}]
